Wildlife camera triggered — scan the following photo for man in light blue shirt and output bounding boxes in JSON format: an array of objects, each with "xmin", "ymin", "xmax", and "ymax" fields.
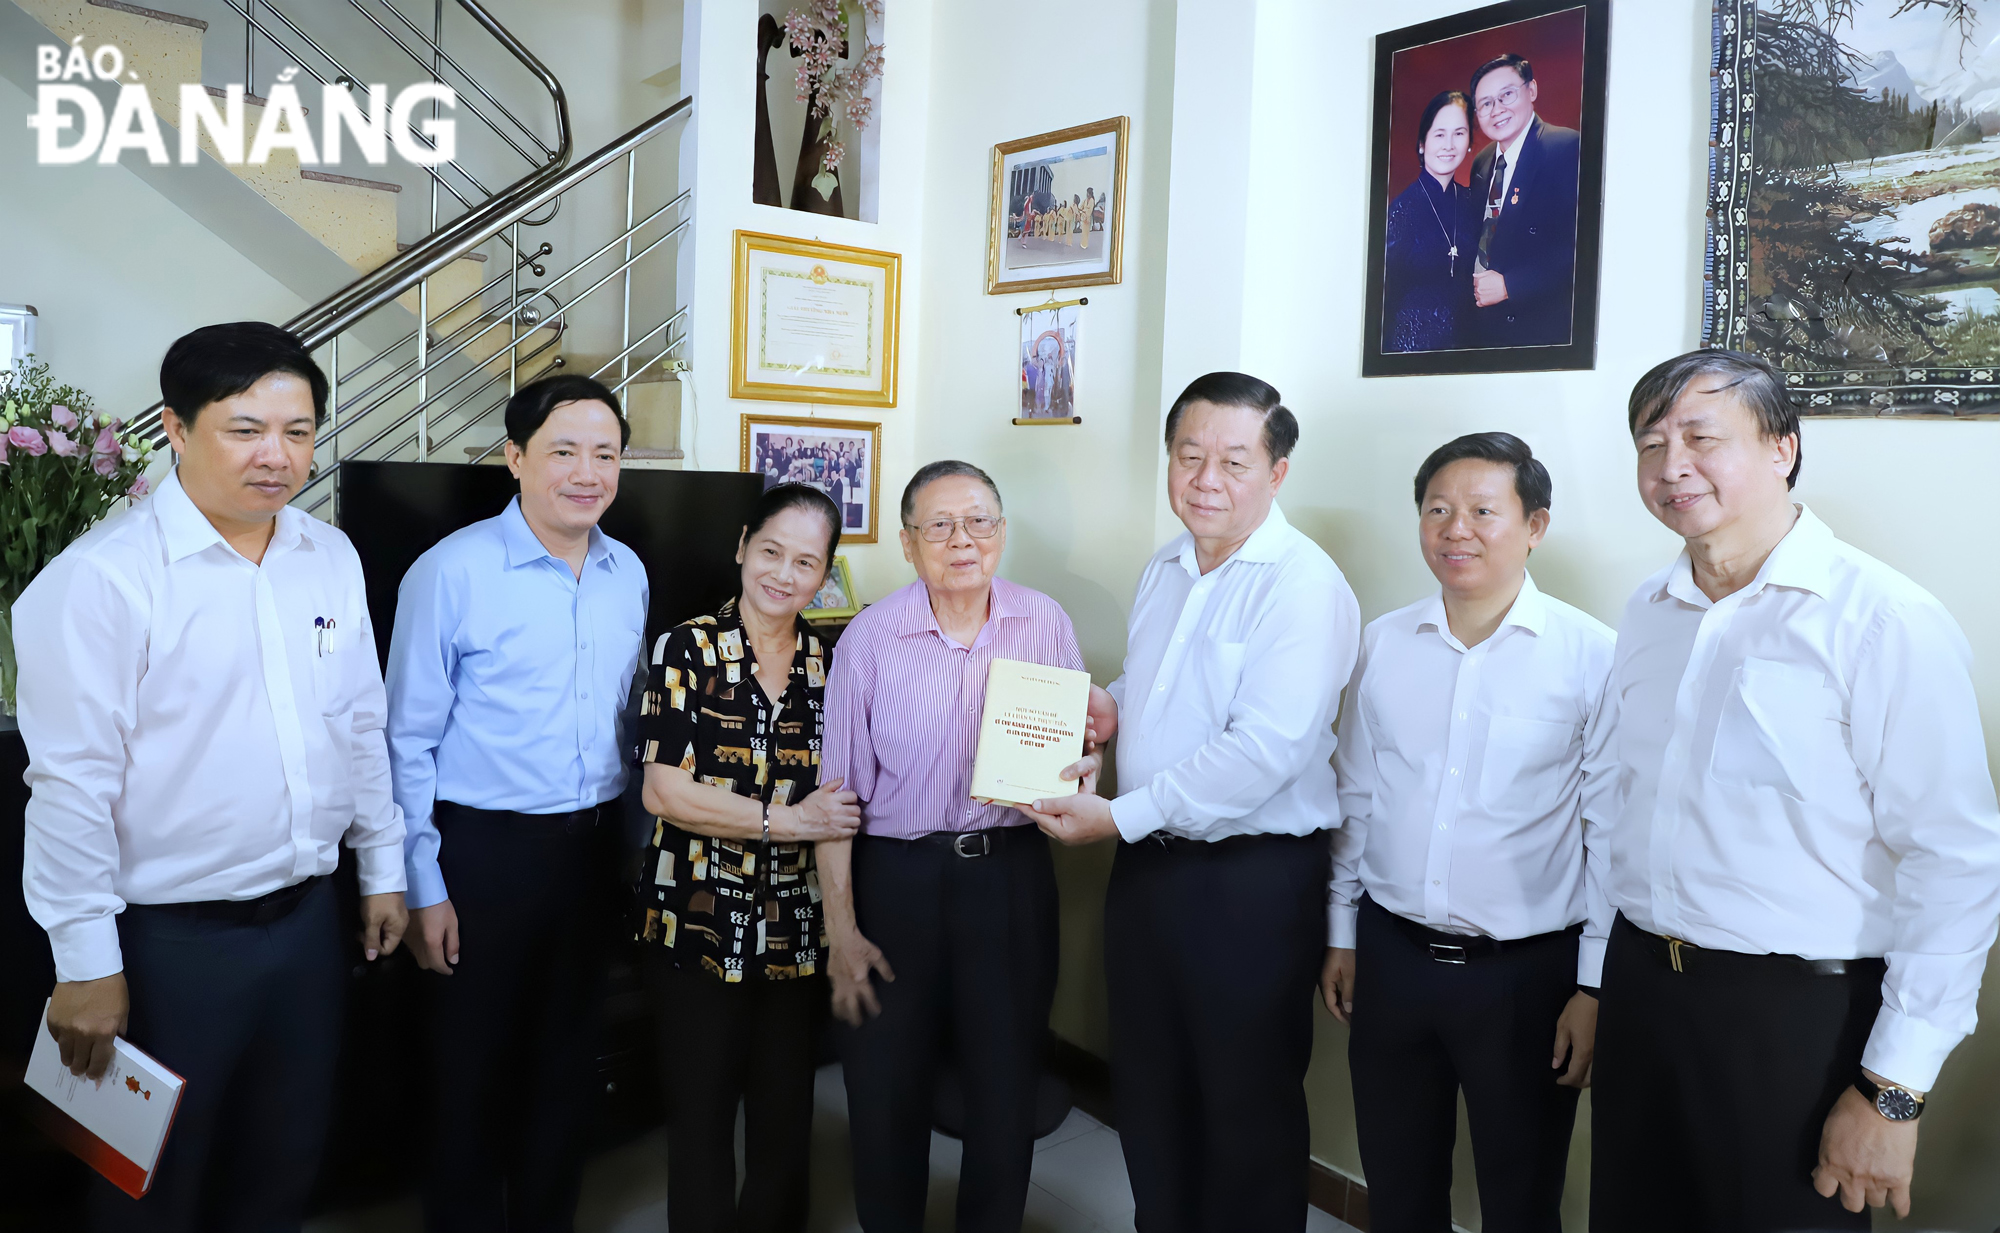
[{"xmin": 386, "ymin": 374, "xmax": 648, "ymax": 1233}]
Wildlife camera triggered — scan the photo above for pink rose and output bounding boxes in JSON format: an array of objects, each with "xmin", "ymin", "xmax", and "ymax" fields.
[
  {"xmin": 93, "ymin": 451, "xmax": 120, "ymax": 478},
  {"xmin": 0, "ymin": 436, "xmax": 8, "ymax": 466},
  {"xmin": 127, "ymin": 475, "xmax": 151, "ymax": 499},
  {"xmin": 48, "ymin": 429, "xmax": 78, "ymax": 458},
  {"xmin": 51, "ymin": 404, "xmax": 78, "ymax": 430},
  {"xmin": 91, "ymin": 424, "xmax": 119, "ymax": 458},
  {"xmin": 7, "ymin": 425, "xmax": 46, "ymax": 456}
]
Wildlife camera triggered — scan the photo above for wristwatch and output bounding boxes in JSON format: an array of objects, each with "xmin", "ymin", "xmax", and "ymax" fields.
[{"xmin": 1854, "ymin": 1071, "xmax": 1925, "ymax": 1122}]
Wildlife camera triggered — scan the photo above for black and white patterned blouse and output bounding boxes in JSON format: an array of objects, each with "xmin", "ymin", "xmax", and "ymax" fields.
[{"xmin": 634, "ymin": 599, "xmax": 828, "ymax": 982}]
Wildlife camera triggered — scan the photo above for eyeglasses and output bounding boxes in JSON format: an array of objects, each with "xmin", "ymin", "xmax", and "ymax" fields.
[
  {"xmin": 904, "ymin": 515, "xmax": 1002, "ymax": 542},
  {"xmin": 1475, "ymin": 85, "xmax": 1524, "ymax": 115}
]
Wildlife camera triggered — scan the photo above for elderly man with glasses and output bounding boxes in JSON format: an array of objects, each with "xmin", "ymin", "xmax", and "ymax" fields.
[{"xmin": 818, "ymin": 460, "xmax": 1093, "ymax": 1233}]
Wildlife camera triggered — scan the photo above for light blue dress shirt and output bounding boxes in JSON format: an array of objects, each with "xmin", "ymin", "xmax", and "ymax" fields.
[{"xmin": 387, "ymin": 497, "xmax": 649, "ymax": 909}]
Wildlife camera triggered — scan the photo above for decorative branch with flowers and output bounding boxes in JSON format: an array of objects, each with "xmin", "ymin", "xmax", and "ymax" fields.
[
  {"xmin": 785, "ymin": 0, "xmax": 885, "ymax": 202},
  {"xmin": 0, "ymin": 357, "xmax": 156, "ymax": 714}
]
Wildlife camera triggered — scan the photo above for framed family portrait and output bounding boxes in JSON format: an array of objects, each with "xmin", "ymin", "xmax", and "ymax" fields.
[
  {"xmin": 1706, "ymin": 0, "xmax": 2000, "ymax": 415},
  {"xmin": 1017, "ymin": 299, "xmax": 1082, "ymax": 424},
  {"xmin": 803, "ymin": 556, "xmax": 861, "ymax": 622},
  {"xmin": 739, "ymin": 413, "xmax": 882, "ymax": 544},
  {"xmin": 1361, "ymin": 0, "xmax": 1610, "ymax": 377},
  {"xmin": 731, "ymin": 231, "xmax": 901, "ymax": 407},
  {"xmin": 986, "ymin": 117, "xmax": 1129, "ymax": 295}
]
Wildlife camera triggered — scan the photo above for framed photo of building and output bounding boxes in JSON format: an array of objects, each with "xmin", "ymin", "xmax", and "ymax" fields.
[
  {"xmin": 739, "ymin": 413, "xmax": 881, "ymax": 544},
  {"xmin": 1361, "ymin": 0, "xmax": 1610, "ymax": 376},
  {"xmin": 1707, "ymin": 0, "xmax": 2000, "ymax": 415},
  {"xmin": 803, "ymin": 555, "xmax": 861, "ymax": 622},
  {"xmin": 987, "ymin": 117, "xmax": 1129, "ymax": 295},
  {"xmin": 731, "ymin": 231, "xmax": 900, "ymax": 407}
]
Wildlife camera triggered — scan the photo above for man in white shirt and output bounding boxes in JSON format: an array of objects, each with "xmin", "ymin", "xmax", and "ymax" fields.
[
  {"xmin": 18, "ymin": 322, "xmax": 408, "ymax": 1232},
  {"xmin": 1593, "ymin": 349, "xmax": 2000, "ymax": 1232},
  {"xmin": 1323, "ymin": 432, "xmax": 1613, "ymax": 1231},
  {"xmin": 1034, "ymin": 372, "xmax": 1359, "ymax": 1232}
]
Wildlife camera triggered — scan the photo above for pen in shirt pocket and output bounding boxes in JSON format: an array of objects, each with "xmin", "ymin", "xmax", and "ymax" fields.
[{"xmin": 314, "ymin": 616, "xmax": 337, "ymax": 657}]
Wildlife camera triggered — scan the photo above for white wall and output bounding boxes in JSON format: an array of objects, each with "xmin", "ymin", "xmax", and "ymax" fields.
[{"xmin": 0, "ymin": 73, "xmax": 303, "ymax": 417}]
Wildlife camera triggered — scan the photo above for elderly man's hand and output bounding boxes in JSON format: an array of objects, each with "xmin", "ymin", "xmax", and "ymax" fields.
[
  {"xmin": 1028, "ymin": 790, "xmax": 1120, "ymax": 845},
  {"xmin": 828, "ymin": 927, "xmax": 894, "ymax": 1026}
]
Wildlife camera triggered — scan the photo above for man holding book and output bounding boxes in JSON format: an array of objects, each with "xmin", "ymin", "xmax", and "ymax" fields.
[
  {"xmin": 819, "ymin": 460, "xmax": 1087, "ymax": 1233},
  {"xmin": 1033, "ymin": 372, "xmax": 1360, "ymax": 1232}
]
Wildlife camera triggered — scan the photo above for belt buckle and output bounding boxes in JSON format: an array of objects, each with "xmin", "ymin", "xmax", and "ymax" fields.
[
  {"xmin": 1427, "ymin": 942, "xmax": 1468, "ymax": 965},
  {"xmin": 952, "ymin": 831, "xmax": 991, "ymax": 859}
]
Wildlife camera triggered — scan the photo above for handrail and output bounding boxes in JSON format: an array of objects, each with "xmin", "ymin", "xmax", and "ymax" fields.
[{"xmin": 130, "ymin": 0, "xmax": 577, "ymax": 440}]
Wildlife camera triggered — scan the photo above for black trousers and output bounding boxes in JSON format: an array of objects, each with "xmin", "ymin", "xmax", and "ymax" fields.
[
  {"xmin": 840, "ymin": 827, "xmax": 1059, "ymax": 1233},
  {"xmin": 90, "ymin": 877, "xmax": 345, "ymax": 1233},
  {"xmin": 1104, "ymin": 831, "xmax": 1329, "ymax": 1233},
  {"xmin": 1591, "ymin": 914, "xmax": 1882, "ymax": 1233},
  {"xmin": 1348, "ymin": 897, "xmax": 1581, "ymax": 1233},
  {"xmin": 645, "ymin": 955, "xmax": 823, "ymax": 1233},
  {"xmin": 422, "ymin": 801, "xmax": 622, "ymax": 1233}
]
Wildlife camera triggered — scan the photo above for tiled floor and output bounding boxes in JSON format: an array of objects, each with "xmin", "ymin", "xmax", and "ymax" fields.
[{"xmin": 306, "ymin": 1064, "xmax": 1362, "ymax": 1233}]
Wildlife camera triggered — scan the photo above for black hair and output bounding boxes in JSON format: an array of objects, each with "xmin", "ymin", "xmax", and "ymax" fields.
[
  {"xmin": 745, "ymin": 481, "xmax": 842, "ymax": 562},
  {"xmin": 1163, "ymin": 371, "xmax": 1300, "ymax": 464},
  {"xmin": 1413, "ymin": 432, "xmax": 1552, "ymax": 516},
  {"xmin": 900, "ymin": 460, "xmax": 1003, "ymax": 524},
  {"xmin": 504, "ymin": 374, "xmax": 629, "ymax": 450},
  {"xmin": 1627, "ymin": 349, "xmax": 1801, "ymax": 488},
  {"xmin": 1470, "ymin": 53, "xmax": 1535, "ymax": 99},
  {"xmin": 159, "ymin": 321, "xmax": 329, "ymax": 427},
  {"xmin": 1416, "ymin": 90, "xmax": 1471, "ymax": 151}
]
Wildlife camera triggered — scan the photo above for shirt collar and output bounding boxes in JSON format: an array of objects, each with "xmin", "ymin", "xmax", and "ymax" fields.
[
  {"xmin": 154, "ymin": 466, "xmax": 309, "ymax": 563},
  {"xmin": 1501, "ymin": 114, "xmax": 1536, "ymax": 170},
  {"xmin": 499, "ymin": 495, "xmax": 614, "ymax": 572},
  {"xmin": 1171, "ymin": 502, "xmax": 1294, "ymax": 578},
  {"xmin": 1659, "ymin": 503, "xmax": 1833, "ymax": 608},
  {"xmin": 890, "ymin": 577, "xmax": 1021, "ymax": 645},
  {"xmin": 1414, "ymin": 571, "xmax": 1547, "ymax": 648}
]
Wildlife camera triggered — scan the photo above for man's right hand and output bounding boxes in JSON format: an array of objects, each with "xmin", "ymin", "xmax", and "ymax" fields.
[
  {"xmin": 828, "ymin": 927, "xmax": 894, "ymax": 1026},
  {"xmin": 409, "ymin": 900, "xmax": 460, "ymax": 976},
  {"xmin": 1320, "ymin": 947, "xmax": 1356, "ymax": 1024},
  {"xmin": 48, "ymin": 973, "xmax": 129, "ymax": 1080}
]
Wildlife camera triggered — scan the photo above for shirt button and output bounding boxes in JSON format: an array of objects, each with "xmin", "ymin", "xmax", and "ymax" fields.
[
  {"xmin": 1439, "ymin": 823, "xmax": 1447, "ymax": 830},
  {"xmin": 1432, "ymin": 880, "xmax": 1441, "ymax": 886},
  {"xmin": 1458, "ymin": 712, "xmax": 1467, "ymax": 720},
  {"xmin": 1449, "ymin": 768, "xmax": 1458, "ymax": 776},
  {"xmin": 581, "ymin": 691, "xmax": 590, "ymax": 700}
]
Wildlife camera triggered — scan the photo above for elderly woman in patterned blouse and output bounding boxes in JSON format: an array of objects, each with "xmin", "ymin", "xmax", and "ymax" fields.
[{"xmin": 633, "ymin": 482, "xmax": 860, "ymax": 1233}]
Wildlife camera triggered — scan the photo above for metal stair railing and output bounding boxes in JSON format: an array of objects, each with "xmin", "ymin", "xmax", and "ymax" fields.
[{"xmin": 288, "ymin": 94, "xmax": 696, "ymax": 519}]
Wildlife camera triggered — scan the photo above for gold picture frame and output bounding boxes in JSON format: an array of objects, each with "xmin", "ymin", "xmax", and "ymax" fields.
[
  {"xmin": 986, "ymin": 116, "xmax": 1129, "ymax": 295},
  {"xmin": 803, "ymin": 555, "xmax": 862, "ymax": 623},
  {"xmin": 731, "ymin": 231, "xmax": 901, "ymax": 407},
  {"xmin": 739, "ymin": 413, "xmax": 883, "ymax": 544}
]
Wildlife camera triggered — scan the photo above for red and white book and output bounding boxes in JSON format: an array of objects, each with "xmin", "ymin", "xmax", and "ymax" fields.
[{"xmin": 23, "ymin": 1001, "xmax": 185, "ymax": 1198}]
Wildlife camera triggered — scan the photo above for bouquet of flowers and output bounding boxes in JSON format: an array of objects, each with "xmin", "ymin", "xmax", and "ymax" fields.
[
  {"xmin": 0, "ymin": 357, "xmax": 156, "ymax": 714},
  {"xmin": 784, "ymin": 0, "xmax": 885, "ymax": 201}
]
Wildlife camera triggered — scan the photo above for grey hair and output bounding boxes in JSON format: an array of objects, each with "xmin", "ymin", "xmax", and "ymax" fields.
[
  {"xmin": 900, "ymin": 459, "xmax": 1003, "ymax": 525},
  {"xmin": 1627, "ymin": 348, "xmax": 1801, "ymax": 489}
]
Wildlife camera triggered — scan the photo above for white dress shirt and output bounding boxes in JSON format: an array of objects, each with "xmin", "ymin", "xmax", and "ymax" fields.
[
  {"xmin": 1328, "ymin": 574, "xmax": 1616, "ymax": 984},
  {"xmin": 1611, "ymin": 505, "xmax": 2000, "ymax": 1090},
  {"xmin": 17, "ymin": 470, "xmax": 407, "ymax": 983},
  {"xmin": 1107, "ymin": 503, "xmax": 1360, "ymax": 842}
]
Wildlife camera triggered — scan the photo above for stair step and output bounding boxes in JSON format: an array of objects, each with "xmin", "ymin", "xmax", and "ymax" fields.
[
  {"xmin": 302, "ymin": 169, "xmax": 402, "ymax": 194},
  {"xmin": 86, "ymin": 0, "xmax": 204, "ymax": 30}
]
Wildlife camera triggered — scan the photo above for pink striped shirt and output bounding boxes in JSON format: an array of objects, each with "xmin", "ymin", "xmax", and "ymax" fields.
[{"xmin": 822, "ymin": 578, "xmax": 1086, "ymax": 839}]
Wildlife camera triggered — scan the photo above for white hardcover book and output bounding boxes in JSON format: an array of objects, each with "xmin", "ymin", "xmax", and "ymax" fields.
[{"xmin": 24, "ymin": 1001, "xmax": 185, "ymax": 1198}]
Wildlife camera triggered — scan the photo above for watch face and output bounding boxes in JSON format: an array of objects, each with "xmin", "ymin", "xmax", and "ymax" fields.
[{"xmin": 1876, "ymin": 1088, "xmax": 1921, "ymax": 1122}]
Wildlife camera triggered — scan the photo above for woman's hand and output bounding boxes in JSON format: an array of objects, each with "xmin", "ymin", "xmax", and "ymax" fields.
[
  {"xmin": 770, "ymin": 777, "xmax": 861, "ymax": 842},
  {"xmin": 828, "ymin": 925, "xmax": 894, "ymax": 1025}
]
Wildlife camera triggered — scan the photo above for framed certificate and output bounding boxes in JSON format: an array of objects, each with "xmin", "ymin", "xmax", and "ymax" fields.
[{"xmin": 730, "ymin": 231, "xmax": 901, "ymax": 407}]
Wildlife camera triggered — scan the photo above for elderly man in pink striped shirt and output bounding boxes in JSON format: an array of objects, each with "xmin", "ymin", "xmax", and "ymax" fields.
[{"xmin": 818, "ymin": 459, "xmax": 1091, "ymax": 1233}]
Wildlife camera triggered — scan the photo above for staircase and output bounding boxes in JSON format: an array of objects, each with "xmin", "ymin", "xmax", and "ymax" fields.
[{"xmin": 12, "ymin": 0, "xmax": 693, "ymax": 519}]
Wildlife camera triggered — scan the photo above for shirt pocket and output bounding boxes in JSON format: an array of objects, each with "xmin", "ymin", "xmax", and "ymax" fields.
[
  {"xmin": 1710, "ymin": 657, "xmax": 1848, "ymax": 802},
  {"xmin": 1480, "ymin": 713, "xmax": 1578, "ymax": 809},
  {"xmin": 310, "ymin": 623, "xmax": 360, "ymax": 718},
  {"xmin": 1195, "ymin": 641, "xmax": 1249, "ymax": 725}
]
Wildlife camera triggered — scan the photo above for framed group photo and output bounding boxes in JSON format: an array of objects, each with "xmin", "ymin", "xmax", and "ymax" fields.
[
  {"xmin": 1361, "ymin": 0, "xmax": 1610, "ymax": 376},
  {"xmin": 731, "ymin": 231, "xmax": 901, "ymax": 407},
  {"xmin": 740, "ymin": 413, "xmax": 882, "ymax": 544},
  {"xmin": 987, "ymin": 117, "xmax": 1129, "ymax": 295}
]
